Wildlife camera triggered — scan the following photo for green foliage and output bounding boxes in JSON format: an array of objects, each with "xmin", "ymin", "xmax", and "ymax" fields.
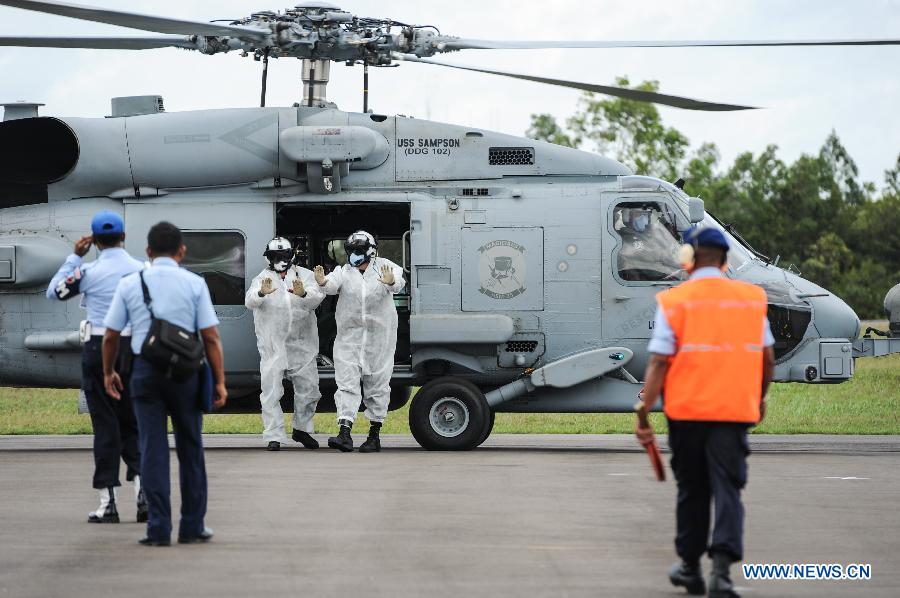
[
  {"xmin": 2, "ymin": 355, "xmax": 898, "ymax": 434},
  {"xmin": 526, "ymin": 81, "xmax": 900, "ymax": 318}
]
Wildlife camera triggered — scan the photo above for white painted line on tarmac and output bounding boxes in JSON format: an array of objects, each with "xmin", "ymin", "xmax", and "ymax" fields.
[{"xmin": 824, "ymin": 476, "xmax": 870, "ymax": 480}]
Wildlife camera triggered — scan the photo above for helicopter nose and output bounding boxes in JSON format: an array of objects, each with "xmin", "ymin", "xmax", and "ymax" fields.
[
  {"xmin": 778, "ymin": 271, "xmax": 860, "ymax": 341},
  {"xmin": 808, "ymin": 290, "xmax": 861, "ymax": 341}
]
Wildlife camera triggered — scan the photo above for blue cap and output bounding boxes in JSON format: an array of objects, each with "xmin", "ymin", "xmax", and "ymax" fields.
[
  {"xmin": 684, "ymin": 227, "xmax": 730, "ymax": 251},
  {"xmin": 91, "ymin": 210, "xmax": 124, "ymax": 236}
]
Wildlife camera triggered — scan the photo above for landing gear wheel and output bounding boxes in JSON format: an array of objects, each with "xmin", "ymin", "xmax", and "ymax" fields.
[
  {"xmin": 476, "ymin": 410, "xmax": 496, "ymax": 448},
  {"xmin": 409, "ymin": 377, "xmax": 490, "ymax": 451}
]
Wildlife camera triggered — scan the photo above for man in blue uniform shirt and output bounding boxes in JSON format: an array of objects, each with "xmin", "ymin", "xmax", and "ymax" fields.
[
  {"xmin": 46, "ymin": 210, "xmax": 146, "ymax": 524},
  {"xmin": 102, "ymin": 221, "xmax": 227, "ymax": 546}
]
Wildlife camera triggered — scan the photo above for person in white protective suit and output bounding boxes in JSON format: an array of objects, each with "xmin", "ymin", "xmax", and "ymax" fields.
[
  {"xmin": 245, "ymin": 237, "xmax": 325, "ymax": 451},
  {"xmin": 314, "ymin": 230, "xmax": 405, "ymax": 453}
]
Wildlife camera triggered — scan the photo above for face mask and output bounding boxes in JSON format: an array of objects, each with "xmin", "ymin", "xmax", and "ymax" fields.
[
  {"xmin": 633, "ymin": 215, "xmax": 650, "ymax": 232},
  {"xmin": 349, "ymin": 252, "xmax": 367, "ymax": 267},
  {"xmin": 273, "ymin": 260, "xmax": 290, "ymax": 272}
]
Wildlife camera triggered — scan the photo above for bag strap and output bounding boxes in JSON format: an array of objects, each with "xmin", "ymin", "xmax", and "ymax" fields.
[{"xmin": 138, "ymin": 271, "xmax": 156, "ymax": 319}]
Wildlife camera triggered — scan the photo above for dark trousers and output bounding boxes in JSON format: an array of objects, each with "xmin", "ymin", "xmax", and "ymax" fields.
[
  {"xmin": 668, "ymin": 420, "xmax": 750, "ymax": 563},
  {"xmin": 130, "ymin": 357, "xmax": 207, "ymax": 542},
  {"xmin": 81, "ymin": 337, "xmax": 140, "ymax": 489}
]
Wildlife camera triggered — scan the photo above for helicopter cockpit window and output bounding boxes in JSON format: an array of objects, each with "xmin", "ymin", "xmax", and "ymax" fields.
[
  {"xmin": 613, "ymin": 202, "xmax": 686, "ymax": 282},
  {"xmin": 181, "ymin": 231, "xmax": 246, "ymax": 306},
  {"xmin": 695, "ymin": 213, "xmax": 754, "ymax": 272}
]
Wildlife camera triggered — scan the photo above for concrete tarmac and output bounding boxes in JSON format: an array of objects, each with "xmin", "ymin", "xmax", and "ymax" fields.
[{"xmin": 1, "ymin": 434, "xmax": 898, "ymax": 597}]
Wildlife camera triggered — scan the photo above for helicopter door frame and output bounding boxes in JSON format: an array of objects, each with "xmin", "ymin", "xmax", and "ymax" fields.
[
  {"xmin": 601, "ymin": 195, "xmax": 687, "ymax": 372},
  {"xmin": 123, "ymin": 200, "xmax": 274, "ymax": 385}
]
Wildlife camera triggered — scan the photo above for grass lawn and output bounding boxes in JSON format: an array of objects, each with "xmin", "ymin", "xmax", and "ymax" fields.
[{"xmin": 1, "ymin": 354, "xmax": 897, "ymax": 436}]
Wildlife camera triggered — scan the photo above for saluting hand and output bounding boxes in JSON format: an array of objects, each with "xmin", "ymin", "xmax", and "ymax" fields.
[
  {"xmin": 378, "ymin": 265, "xmax": 395, "ymax": 286},
  {"xmin": 290, "ymin": 278, "xmax": 306, "ymax": 297},
  {"xmin": 259, "ymin": 277, "xmax": 277, "ymax": 297},
  {"xmin": 314, "ymin": 265, "xmax": 327, "ymax": 287},
  {"xmin": 74, "ymin": 236, "xmax": 93, "ymax": 257}
]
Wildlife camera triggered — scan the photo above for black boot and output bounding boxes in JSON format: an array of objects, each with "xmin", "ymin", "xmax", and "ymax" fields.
[
  {"xmin": 668, "ymin": 561, "xmax": 706, "ymax": 595},
  {"xmin": 359, "ymin": 422, "xmax": 382, "ymax": 453},
  {"xmin": 136, "ymin": 488, "xmax": 149, "ymax": 523},
  {"xmin": 88, "ymin": 487, "xmax": 119, "ymax": 524},
  {"xmin": 267, "ymin": 441, "xmax": 281, "ymax": 451},
  {"xmin": 709, "ymin": 552, "xmax": 740, "ymax": 597},
  {"xmin": 292, "ymin": 429, "xmax": 320, "ymax": 450},
  {"xmin": 327, "ymin": 420, "xmax": 354, "ymax": 452},
  {"xmin": 135, "ymin": 476, "xmax": 148, "ymax": 523}
]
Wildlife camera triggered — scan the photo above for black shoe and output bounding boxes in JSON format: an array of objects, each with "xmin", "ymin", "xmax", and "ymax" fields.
[
  {"xmin": 88, "ymin": 510, "xmax": 120, "ymax": 524},
  {"xmin": 267, "ymin": 441, "xmax": 281, "ymax": 452},
  {"xmin": 136, "ymin": 489, "xmax": 149, "ymax": 523},
  {"xmin": 88, "ymin": 488, "xmax": 119, "ymax": 524},
  {"xmin": 178, "ymin": 527, "xmax": 214, "ymax": 544},
  {"xmin": 709, "ymin": 553, "xmax": 740, "ymax": 598},
  {"xmin": 359, "ymin": 422, "xmax": 382, "ymax": 453},
  {"xmin": 358, "ymin": 436, "xmax": 381, "ymax": 453},
  {"xmin": 138, "ymin": 536, "xmax": 171, "ymax": 546},
  {"xmin": 292, "ymin": 429, "xmax": 320, "ymax": 449},
  {"xmin": 669, "ymin": 561, "xmax": 706, "ymax": 595},
  {"xmin": 327, "ymin": 421, "xmax": 354, "ymax": 452}
]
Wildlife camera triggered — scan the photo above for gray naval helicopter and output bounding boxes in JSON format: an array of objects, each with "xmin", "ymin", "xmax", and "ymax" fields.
[{"xmin": 2, "ymin": 0, "xmax": 899, "ymax": 449}]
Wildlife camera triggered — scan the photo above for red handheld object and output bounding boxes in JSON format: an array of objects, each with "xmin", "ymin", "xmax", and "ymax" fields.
[
  {"xmin": 646, "ymin": 438, "xmax": 666, "ymax": 482},
  {"xmin": 636, "ymin": 388, "xmax": 666, "ymax": 482}
]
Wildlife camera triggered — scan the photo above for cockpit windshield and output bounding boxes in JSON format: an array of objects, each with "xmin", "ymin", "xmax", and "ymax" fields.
[{"xmin": 693, "ymin": 214, "xmax": 756, "ymax": 271}]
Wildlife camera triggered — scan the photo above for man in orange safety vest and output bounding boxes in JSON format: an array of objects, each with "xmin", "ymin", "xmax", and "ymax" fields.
[{"xmin": 636, "ymin": 227, "xmax": 775, "ymax": 598}]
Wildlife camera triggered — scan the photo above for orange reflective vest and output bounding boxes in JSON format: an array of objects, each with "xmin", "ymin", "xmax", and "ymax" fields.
[{"xmin": 657, "ymin": 276, "xmax": 768, "ymax": 423}]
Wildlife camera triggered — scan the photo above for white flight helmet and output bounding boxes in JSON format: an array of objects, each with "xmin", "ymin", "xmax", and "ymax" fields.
[
  {"xmin": 344, "ymin": 230, "xmax": 377, "ymax": 267},
  {"xmin": 263, "ymin": 237, "xmax": 293, "ymax": 273}
]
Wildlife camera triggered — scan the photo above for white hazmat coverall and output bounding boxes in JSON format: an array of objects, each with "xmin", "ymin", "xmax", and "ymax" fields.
[
  {"xmin": 245, "ymin": 267, "xmax": 325, "ymax": 442},
  {"xmin": 322, "ymin": 257, "xmax": 405, "ymax": 424}
]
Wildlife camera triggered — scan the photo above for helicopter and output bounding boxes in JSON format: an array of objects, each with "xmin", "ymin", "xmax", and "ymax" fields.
[{"xmin": 1, "ymin": 0, "xmax": 899, "ymax": 450}]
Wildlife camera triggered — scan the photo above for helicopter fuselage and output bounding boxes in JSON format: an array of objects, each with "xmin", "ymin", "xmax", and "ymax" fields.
[{"xmin": 0, "ymin": 102, "xmax": 875, "ymax": 442}]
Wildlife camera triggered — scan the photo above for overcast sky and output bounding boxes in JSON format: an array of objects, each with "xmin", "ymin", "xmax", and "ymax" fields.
[{"xmin": 1, "ymin": 0, "xmax": 898, "ymax": 185}]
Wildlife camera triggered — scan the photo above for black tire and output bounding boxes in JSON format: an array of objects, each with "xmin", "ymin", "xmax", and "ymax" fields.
[
  {"xmin": 409, "ymin": 377, "xmax": 490, "ymax": 451},
  {"xmin": 476, "ymin": 410, "xmax": 496, "ymax": 448}
]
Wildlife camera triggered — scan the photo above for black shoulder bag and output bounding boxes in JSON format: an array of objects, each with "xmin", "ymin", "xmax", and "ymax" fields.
[{"xmin": 139, "ymin": 271, "xmax": 205, "ymax": 382}]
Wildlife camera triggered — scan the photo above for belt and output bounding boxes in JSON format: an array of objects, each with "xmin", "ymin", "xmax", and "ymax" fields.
[{"xmin": 88, "ymin": 327, "xmax": 132, "ymax": 338}]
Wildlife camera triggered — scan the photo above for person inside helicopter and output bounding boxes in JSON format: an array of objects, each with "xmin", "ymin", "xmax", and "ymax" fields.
[
  {"xmin": 314, "ymin": 230, "xmax": 405, "ymax": 453},
  {"xmin": 614, "ymin": 204, "xmax": 686, "ymax": 282},
  {"xmin": 245, "ymin": 238, "xmax": 325, "ymax": 452}
]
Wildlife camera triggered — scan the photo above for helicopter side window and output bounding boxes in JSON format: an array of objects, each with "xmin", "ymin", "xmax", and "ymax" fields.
[
  {"xmin": 613, "ymin": 202, "xmax": 686, "ymax": 283},
  {"xmin": 181, "ymin": 231, "xmax": 246, "ymax": 305}
]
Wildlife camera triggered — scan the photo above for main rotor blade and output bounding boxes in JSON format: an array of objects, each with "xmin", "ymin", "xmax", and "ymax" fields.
[
  {"xmin": 0, "ymin": 34, "xmax": 195, "ymax": 49},
  {"xmin": 442, "ymin": 37, "xmax": 900, "ymax": 51},
  {"xmin": 0, "ymin": 0, "xmax": 268, "ymax": 39},
  {"xmin": 395, "ymin": 55, "xmax": 758, "ymax": 112}
]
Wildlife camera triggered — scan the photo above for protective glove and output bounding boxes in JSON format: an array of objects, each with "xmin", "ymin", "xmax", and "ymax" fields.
[
  {"xmin": 258, "ymin": 277, "xmax": 277, "ymax": 297},
  {"xmin": 314, "ymin": 265, "xmax": 327, "ymax": 287},
  {"xmin": 378, "ymin": 265, "xmax": 395, "ymax": 286},
  {"xmin": 291, "ymin": 277, "xmax": 306, "ymax": 297}
]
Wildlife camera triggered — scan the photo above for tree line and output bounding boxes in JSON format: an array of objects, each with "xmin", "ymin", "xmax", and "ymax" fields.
[{"xmin": 527, "ymin": 77, "xmax": 900, "ymax": 319}]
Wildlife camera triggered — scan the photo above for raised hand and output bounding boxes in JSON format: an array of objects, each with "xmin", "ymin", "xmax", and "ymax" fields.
[
  {"xmin": 378, "ymin": 265, "xmax": 395, "ymax": 286},
  {"xmin": 314, "ymin": 265, "xmax": 327, "ymax": 287},
  {"xmin": 74, "ymin": 235, "xmax": 93, "ymax": 257},
  {"xmin": 291, "ymin": 277, "xmax": 306, "ymax": 297},
  {"xmin": 259, "ymin": 277, "xmax": 277, "ymax": 297}
]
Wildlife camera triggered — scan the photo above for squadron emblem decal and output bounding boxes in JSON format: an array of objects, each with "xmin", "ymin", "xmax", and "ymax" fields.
[{"xmin": 478, "ymin": 240, "xmax": 527, "ymax": 299}]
